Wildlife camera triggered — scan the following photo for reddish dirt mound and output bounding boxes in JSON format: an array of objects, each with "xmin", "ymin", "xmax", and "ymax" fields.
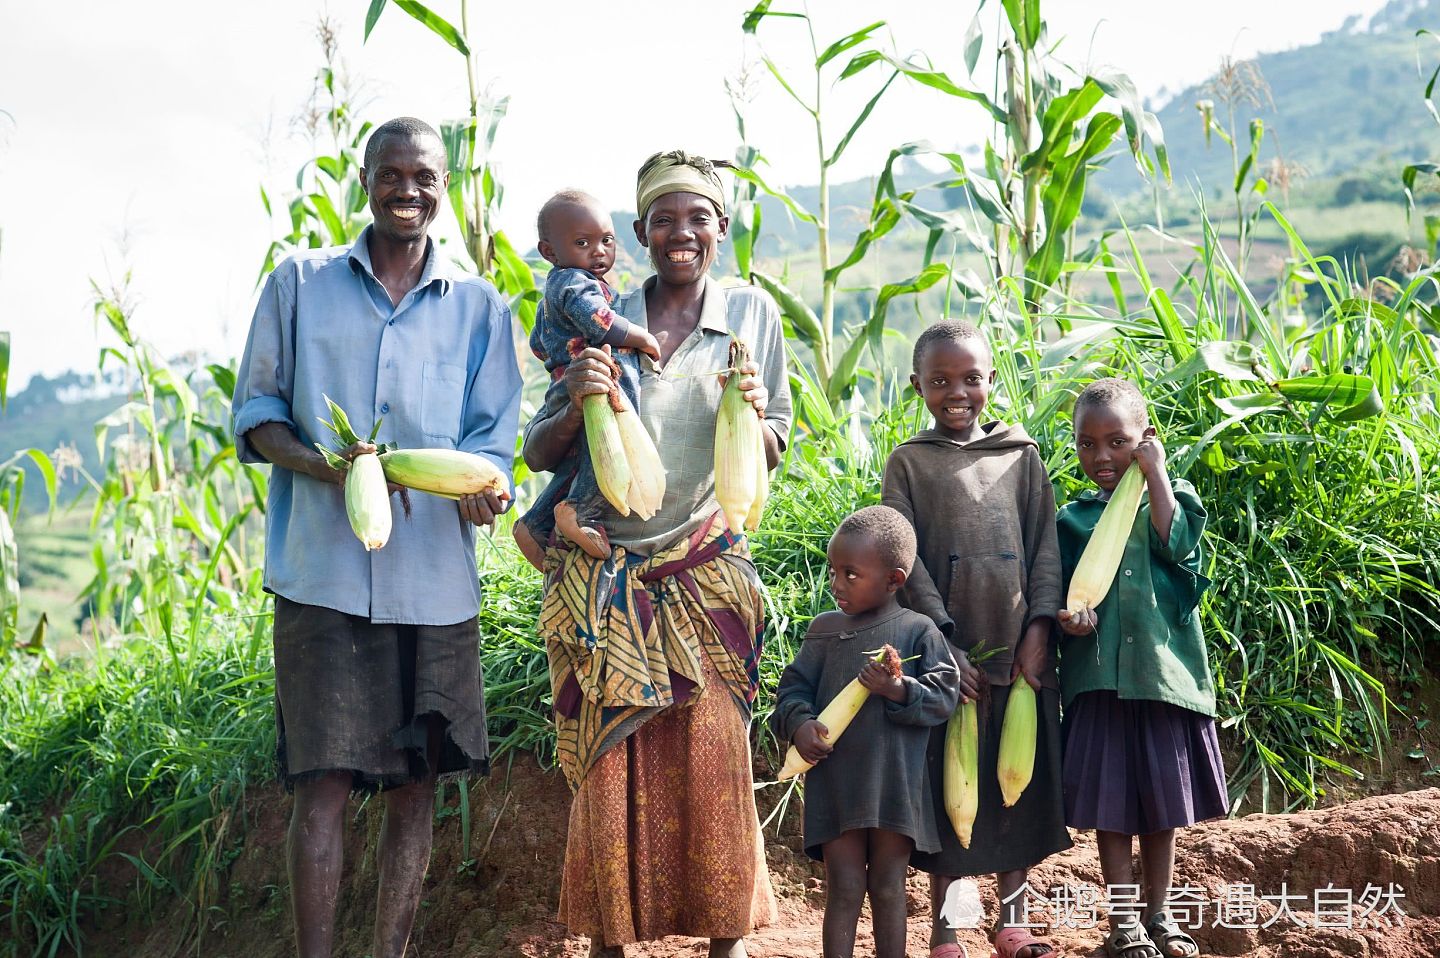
[{"xmin": 76, "ymin": 756, "xmax": 1439, "ymax": 958}]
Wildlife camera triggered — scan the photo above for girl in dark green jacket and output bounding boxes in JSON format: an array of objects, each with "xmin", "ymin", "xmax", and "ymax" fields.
[{"xmin": 1057, "ymin": 378, "xmax": 1227, "ymax": 958}]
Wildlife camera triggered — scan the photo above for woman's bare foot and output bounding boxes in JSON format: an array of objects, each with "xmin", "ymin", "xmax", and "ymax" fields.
[{"xmin": 555, "ymin": 502, "xmax": 610, "ymax": 559}]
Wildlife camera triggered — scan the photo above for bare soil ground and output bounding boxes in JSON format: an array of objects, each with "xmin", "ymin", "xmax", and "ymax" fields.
[{"xmin": 71, "ymin": 752, "xmax": 1440, "ymax": 958}]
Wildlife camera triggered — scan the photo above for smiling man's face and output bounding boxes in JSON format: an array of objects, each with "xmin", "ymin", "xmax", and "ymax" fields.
[{"xmin": 361, "ymin": 133, "xmax": 449, "ymax": 245}]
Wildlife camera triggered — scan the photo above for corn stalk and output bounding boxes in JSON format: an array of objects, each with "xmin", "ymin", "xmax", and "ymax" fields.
[{"xmin": 362, "ymin": 0, "xmax": 542, "ymax": 330}]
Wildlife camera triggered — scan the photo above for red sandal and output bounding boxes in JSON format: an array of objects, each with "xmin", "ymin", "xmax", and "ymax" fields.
[{"xmin": 993, "ymin": 927, "xmax": 1058, "ymax": 958}]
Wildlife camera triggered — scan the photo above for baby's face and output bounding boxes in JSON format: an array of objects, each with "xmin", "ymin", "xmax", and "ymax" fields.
[{"xmin": 549, "ymin": 202, "xmax": 617, "ymax": 278}]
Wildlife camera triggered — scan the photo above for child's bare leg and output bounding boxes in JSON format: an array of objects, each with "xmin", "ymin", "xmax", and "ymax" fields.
[
  {"xmin": 1138, "ymin": 829, "xmax": 1176, "ymax": 922},
  {"xmin": 866, "ymin": 830, "xmax": 913, "ymax": 958},
  {"xmin": 288, "ymin": 771, "xmax": 351, "ymax": 958},
  {"xmin": 554, "ymin": 501, "xmax": 610, "ymax": 560},
  {"xmin": 928, "ymin": 873, "xmax": 956, "ymax": 948},
  {"xmin": 822, "ymin": 830, "xmax": 869, "ymax": 958},
  {"xmin": 512, "ymin": 519, "xmax": 546, "ymax": 571},
  {"xmin": 1097, "ymin": 830, "xmax": 1139, "ymax": 931},
  {"xmin": 996, "ymin": 868, "xmax": 1053, "ymax": 956}
]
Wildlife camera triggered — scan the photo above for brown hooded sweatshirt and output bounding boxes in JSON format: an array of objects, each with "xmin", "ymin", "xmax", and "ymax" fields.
[{"xmin": 881, "ymin": 421, "xmax": 1062, "ymax": 690}]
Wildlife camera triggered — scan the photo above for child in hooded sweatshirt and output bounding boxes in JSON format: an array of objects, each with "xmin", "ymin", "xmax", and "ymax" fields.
[{"xmin": 881, "ymin": 320, "xmax": 1071, "ymax": 958}]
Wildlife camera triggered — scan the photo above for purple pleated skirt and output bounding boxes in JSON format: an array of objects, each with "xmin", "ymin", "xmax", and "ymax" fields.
[{"xmin": 1062, "ymin": 690, "xmax": 1228, "ymax": 835}]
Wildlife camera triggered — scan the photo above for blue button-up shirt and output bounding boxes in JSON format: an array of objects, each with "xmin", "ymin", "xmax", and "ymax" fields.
[{"xmin": 232, "ymin": 227, "xmax": 522, "ymax": 625}]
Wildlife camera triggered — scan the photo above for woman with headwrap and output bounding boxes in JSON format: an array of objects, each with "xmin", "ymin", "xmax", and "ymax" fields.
[{"xmin": 523, "ymin": 151, "xmax": 791, "ymax": 957}]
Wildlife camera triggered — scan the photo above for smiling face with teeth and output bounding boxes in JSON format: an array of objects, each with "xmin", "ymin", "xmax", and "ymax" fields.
[
  {"xmin": 633, "ymin": 191, "xmax": 729, "ymax": 288},
  {"xmin": 360, "ymin": 132, "xmax": 449, "ymax": 247},
  {"xmin": 910, "ymin": 337, "xmax": 996, "ymax": 443}
]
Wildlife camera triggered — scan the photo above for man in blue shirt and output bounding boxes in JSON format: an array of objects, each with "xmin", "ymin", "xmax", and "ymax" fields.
[{"xmin": 232, "ymin": 116, "xmax": 521, "ymax": 958}]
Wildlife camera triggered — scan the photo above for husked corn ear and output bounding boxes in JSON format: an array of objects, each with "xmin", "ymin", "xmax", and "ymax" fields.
[
  {"xmin": 944, "ymin": 699, "xmax": 980, "ymax": 847},
  {"xmin": 583, "ymin": 393, "xmax": 632, "ymax": 516},
  {"xmin": 1066, "ymin": 462, "xmax": 1145, "ymax": 615},
  {"xmin": 778, "ymin": 645, "xmax": 900, "ymax": 781},
  {"xmin": 346, "ymin": 453, "xmax": 392, "ymax": 551},
  {"xmin": 996, "ymin": 674, "xmax": 1037, "ymax": 807},
  {"xmin": 613, "ymin": 401, "xmax": 666, "ymax": 520},
  {"xmin": 715, "ymin": 339, "xmax": 762, "ymax": 532},
  {"xmin": 378, "ymin": 448, "xmax": 508, "ymax": 499}
]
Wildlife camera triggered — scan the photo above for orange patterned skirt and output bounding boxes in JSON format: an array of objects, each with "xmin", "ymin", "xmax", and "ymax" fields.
[{"xmin": 557, "ymin": 650, "xmax": 778, "ymax": 945}]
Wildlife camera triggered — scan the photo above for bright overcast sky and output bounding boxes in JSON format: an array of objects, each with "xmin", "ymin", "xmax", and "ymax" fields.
[{"xmin": 0, "ymin": 0, "xmax": 1391, "ymax": 389}]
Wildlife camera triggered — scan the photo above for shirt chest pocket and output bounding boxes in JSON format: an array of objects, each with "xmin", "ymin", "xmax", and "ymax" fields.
[{"xmin": 420, "ymin": 361, "xmax": 466, "ymax": 442}]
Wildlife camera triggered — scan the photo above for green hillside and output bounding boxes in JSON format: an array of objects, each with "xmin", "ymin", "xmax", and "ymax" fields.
[{"xmin": 1100, "ymin": 0, "xmax": 1440, "ymax": 197}]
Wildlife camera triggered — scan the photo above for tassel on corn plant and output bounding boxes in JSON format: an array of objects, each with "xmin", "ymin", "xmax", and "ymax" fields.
[
  {"xmin": 944, "ymin": 677, "xmax": 985, "ymax": 847},
  {"xmin": 996, "ymin": 673, "xmax": 1037, "ymax": 807},
  {"xmin": 715, "ymin": 338, "xmax": 765, "ymax": 532},
  {"xmin": 1066, "ymin": 462, "xmax": 1145, "ymax": 616},
  {"xmin": 346, "ymin": 452, "xmax": 391, "ymax": 550},
  {"xmin": 778, "ymin": 645, "xmax": 901, "ymax": 781}
]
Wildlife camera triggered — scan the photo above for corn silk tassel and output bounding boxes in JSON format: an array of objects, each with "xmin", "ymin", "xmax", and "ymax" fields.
[
  {"xmin": 778, "ymin": 645, "xmax": 902, "ymax": 781},
  {"xmin": 996, "ymin": 672, "xmax": 1037, "ymax": 807},
  {"xmin": 1066, "ymin": 461, "xmax": 1145, "ymax": 615},
  {"xmin": 715, "ymin": 338, "xmax": 765, "ymax": 532}
]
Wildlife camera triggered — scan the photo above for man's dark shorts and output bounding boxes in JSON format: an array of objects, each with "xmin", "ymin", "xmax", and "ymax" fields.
[{"xmin": 272, "ymin": 596, "xmax": 490, "ymax": 791}]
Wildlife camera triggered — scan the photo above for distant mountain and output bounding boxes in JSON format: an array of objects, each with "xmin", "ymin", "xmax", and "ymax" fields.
[{"xmin": 1099, "ymin": 0, "xmax": 1440, "ymax": 196}]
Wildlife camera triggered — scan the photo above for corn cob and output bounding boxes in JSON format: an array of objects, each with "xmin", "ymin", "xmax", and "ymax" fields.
[
  {"xmin": 778, "ymin": 645, "xmax": 901, "ymax": 781},
  {"xmin": 345, "ymin": 452, "xmax": 392, "ymax": 550},
  {"xmin": 378, "ymin": 448, "xmax": 508, "ymax": 500},
  {"xmin": 583, "ymin": 392, "xmax": 632, "ymax": 516},
  {"xmin": 944, "ymin": 698, "xmax": 980, "ymax": 847},
  {"xmin": 715, "ymin": 339, "xmax": 762, "ymax": 532},
  {"xmin": 613, "ymin": 398, "xmax": 666, "ymax": 520},
  {"xmin": 996, "ymin": 673, "xmax": 1037, "ymax": 807},
  {"xmin": 1066, "ymin": 461, "xmax": 1145, "ymax": 615}
]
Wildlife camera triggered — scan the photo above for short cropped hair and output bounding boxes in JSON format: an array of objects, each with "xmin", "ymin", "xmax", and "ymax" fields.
[
  {"xmin": 832, "ymin": 505, "xmax": 917, "ymax": 573},
  {"xmin": 363, "ymin": 116, "xmax": 444, "ymax": 169},
  {"xmin": 1074, "ymin": 377, "xmax": 1149, "ymax": 429},
  {"xmin": 912, "ymin": 320, "xmax": 990, "ymax": 373},
  {"xmin": 537, "ymin": 190, "xmax": 602, "ymax": 244}
]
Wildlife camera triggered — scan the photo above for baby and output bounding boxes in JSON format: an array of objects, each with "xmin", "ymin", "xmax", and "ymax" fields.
[{"xmin": 513, "ymin": 191, "xmax": 660, "ymax": 568}]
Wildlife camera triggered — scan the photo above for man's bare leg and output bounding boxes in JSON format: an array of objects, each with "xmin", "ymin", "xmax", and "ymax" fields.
[
  {"xmin": 371, "ymin": 777, "xmax": 436, "ymax": 958},
  {"xmin": 289, "ymin": 771, "xmax": 352, "ymax": 958}
]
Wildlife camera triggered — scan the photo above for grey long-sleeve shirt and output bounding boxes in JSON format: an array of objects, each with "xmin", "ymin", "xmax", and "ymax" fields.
[{"xmin": 771, "ymin": 606, "xmax": 959, "ymax": 858}]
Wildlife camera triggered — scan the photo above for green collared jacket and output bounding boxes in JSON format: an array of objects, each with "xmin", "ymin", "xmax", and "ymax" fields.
[{"xmin": 1056, "ymin": 478, "xmax": 1216, "ymax": 717}]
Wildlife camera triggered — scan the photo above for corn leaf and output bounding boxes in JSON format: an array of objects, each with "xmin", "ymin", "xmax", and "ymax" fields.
[
  {"xmin": 750, "ymin": 270, "xmax": 824, "ymax": 350},
  {"xmin": 815, "ymin": 21, "xmax": 885, "ymax": 68}
]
